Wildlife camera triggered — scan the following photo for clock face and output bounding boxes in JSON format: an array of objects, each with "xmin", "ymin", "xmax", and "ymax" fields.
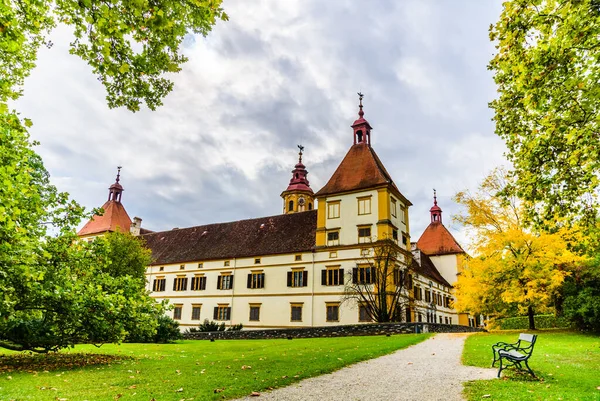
[{"xmin": 298, "ymin": 197, "xmax": 305, "ymax": 205}]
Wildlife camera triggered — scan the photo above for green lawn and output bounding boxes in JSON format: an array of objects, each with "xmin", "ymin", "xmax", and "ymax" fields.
[
  {"xmin": 462, "ymin": 331, "xmax": 600, "ymax": 401},
  {"xmin": 0, "ymin": 334, "xmax": 430, "ymax": 401}
]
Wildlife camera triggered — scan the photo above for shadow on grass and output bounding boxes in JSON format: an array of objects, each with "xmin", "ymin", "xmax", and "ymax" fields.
[{"xmin": 0, "ymin": 352, "xmax": 132, "ymax": 373}]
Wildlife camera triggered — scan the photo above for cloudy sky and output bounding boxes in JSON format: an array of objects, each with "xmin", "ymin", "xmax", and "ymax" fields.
[{"xmin": 15, "ymin": 0, "xmax": 507, "ymax": 249}]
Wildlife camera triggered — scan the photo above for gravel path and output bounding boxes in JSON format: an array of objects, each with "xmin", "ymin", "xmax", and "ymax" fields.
[{"xmin": 238, "ymin": 333, "xmax": 497, "ymax": 401}]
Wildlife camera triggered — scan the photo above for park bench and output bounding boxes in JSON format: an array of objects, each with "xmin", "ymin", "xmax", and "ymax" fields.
[{"xmin": 491, "ymin": 333, "xmax": 537, "ymax": 378}]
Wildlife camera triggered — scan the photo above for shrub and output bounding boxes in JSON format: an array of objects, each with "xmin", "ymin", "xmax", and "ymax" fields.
[
  {"xmin": 186, "ymin": 320, "xmax": 243, "ymax": 333},
  {"xmin": 126, "ymin": 315, "xmax": 182, "ymax": 343},
  {"xmin": 227, "ymin": 323, "xmax": 243, "ymax": 331},
  {"xmin": 494, "ymin": 314, "xmax": 572, "ymax": 330}
]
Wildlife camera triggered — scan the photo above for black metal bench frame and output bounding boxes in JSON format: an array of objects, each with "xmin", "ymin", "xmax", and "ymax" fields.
[{"xmin": 491, "ymin": 333, "xmax": 537, "ymax": 378}]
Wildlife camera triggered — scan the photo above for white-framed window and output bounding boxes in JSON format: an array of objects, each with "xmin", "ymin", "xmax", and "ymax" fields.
[
  {"xmin": 327, "ymin": 231, "xmax": 340, "ymax": 246},
  {"xmin": 326, "ymin": 303, "xmax": 340, "ymax": 322},
  {"xmin": 358, "ymin": 227, "xmax": 371, "ymax": 243},
  {"xmin": 217, "ymin": 274, "xmax": 233, "ymax": 290},
  {"xmin": 191, "ymin": 304, "xmax": 202, "ymax": 320},
  {"xmin": 328, "ymin": 201, "xmax": 340, "ymax": 219},
  {"xmin": 357, "ymin": 197, "xmax": 371, "ymax": 215},
  {"xmin": 290, "ymin": 303, "xmax": 303, "ymax": 322}
]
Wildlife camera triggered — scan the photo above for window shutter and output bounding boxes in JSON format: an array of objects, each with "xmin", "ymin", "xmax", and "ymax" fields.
[
  {"xmin": 321, "ymin": 270, "xmax": 327, "ymax": 285},
  {"xmin": 302, "ymin": 271, "xmax": 308, "ymax": 287},
  {"xmin": 217, "ymin": 275, "xmax": 222, "ymax": 289},
  {"xmin": 213, "ymin": 307, "xmax": 218, "ymax": 320},
  {"xmin": 230, "ymin": 277, "xmax": 233, "ymax": 289},
  {"xmin": 339, "ymin": 269, "xmax": 344, "ymax": 284},
  {"xmin": 173, "ymin": 278, "xmax": 177, "ymax": 291},
  {"xmin": 352, "ymin": 268, "xmax": 358, "ymax": 284},
  {"xmin": 183, "ymin": 278, "xmax": 188, "ymax": 291},
  {"xmin": 261, "ymin": 273, "xmax": 265, "ymax": 287},
  {"xmin": 287, "ymin": 271, "xmax": 292, "ymax": 287},
  {"xmin": 226, "ymin": 307, "xmax": 231, "ymax": 320},
  {"xmin": 247, "ymin": 274, "xmax": 252, "ymax": 288}
]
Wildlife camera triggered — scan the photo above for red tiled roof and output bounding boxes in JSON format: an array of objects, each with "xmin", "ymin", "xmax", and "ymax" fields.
[
  {"xmin": 416, "ymin": 222, "xmax": 465, "ymax": 256},
  {"xmin": 411, "ymin": 250, "xmax": 452, "ymax": 288},
  {"xmin": 315, "ymin": 144, "xmax": 409, "ymax": 203},
  {"xmin": 142, "ymin": 210, "xmax": 317, "ymax": 265},
  {"xmin": 78, "ymin": 200, "xmax": 132, "ymax": 236}
]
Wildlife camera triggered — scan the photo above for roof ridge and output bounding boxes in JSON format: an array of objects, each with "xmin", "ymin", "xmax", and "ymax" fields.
[{"xmin": 143, "ymin": 209, "xmax": 318, "ymax": 237}]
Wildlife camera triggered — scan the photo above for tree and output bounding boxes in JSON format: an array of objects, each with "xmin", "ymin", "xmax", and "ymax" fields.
[
  {"xmin": 489, "ymin": 0, "xmax": 600, "ymax": 224},
  {"xmin": 1, "ymin": 0, "xmax": 227, "ymax": 111},
  {"xmin": 0, "ymin": 226, "xmax": 165, "ymax": 353},
  {"xmin": 453, "ymin": 168, "xmax": 585, "ymax": 330},
  {"xmin": 91, "ymin": 231, "xmax": 153, "ymax": 286},
  {"xmin": 0, "ymin": 0, "xmax": 226, "ymax": 352},
  {"xmin": 342, "ymin": 239, "xmax": 414, "ymax": 323}
]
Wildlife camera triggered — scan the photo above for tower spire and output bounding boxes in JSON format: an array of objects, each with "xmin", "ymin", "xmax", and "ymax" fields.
[
  {"xmin": 430, "ymin": 188, "xmax": 442, "ymax": 223},
  {"xmin": 281, "ymin": 146, "xmax": 314, "ymax": 214},
  {"xmin": 352, "ymin": 92, "xmax": 372, "ymax": 145},
  {"xmin": 108, "ymin": 166, "xmax": 124, "ymax": 203}
]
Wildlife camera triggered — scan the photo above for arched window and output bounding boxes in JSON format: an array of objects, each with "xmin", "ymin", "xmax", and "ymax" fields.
[
  {"xmin": 288, "ymin": 200, "xmax": 294, "ymax": 211},
  {"xmin": 356, "ymin": 130, "xmax": 363, "ymax": 143},
  {"xmin": 295, "ymin": 173, "xmax": 299, "ymax": 179},
  {"xmin": 308, "ymin": 202, "xmax": 312, "ymax": 210}
]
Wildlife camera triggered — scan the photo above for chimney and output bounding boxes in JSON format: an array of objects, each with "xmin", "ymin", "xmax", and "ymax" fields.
[{"xmin": 130, "ymin": 216, "xmax": 142, "ymax": 236}]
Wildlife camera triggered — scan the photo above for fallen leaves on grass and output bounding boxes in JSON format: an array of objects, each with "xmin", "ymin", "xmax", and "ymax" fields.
[{"xmin": 0, "ymin": 353, "xmax": 131, "ymax": 373}]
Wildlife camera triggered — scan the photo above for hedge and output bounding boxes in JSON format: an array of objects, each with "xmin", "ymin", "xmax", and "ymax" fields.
[{"xmin": 494, "ymin": 314, "xmax": 573, "ymax": 330}]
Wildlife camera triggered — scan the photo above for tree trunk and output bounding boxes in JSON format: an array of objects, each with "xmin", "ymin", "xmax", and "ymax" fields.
[{"xmin": 528, "ymin": 305, "xmax": 536, "ymax": 330}]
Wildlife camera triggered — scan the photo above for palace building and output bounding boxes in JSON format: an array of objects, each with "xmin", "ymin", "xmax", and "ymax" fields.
[{"xmin": 79, "ymin": 98, "xmax": 473, "ymax": 329}]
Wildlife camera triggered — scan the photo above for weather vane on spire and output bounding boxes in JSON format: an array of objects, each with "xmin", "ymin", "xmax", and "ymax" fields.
[
  {"xmin": 116, "ymin": 166, "xmax": 122, "ymax": 183},
  {"xmin": 433, "ymin": 188, "xmax": 437, "ymax": 205},
  {"xmin": 297, "ymin": 144, "xmax": 304, "ymax": 163},
  {"xmin": 357, "ymin": 92, "xmax": 364, "ymax": 118}
]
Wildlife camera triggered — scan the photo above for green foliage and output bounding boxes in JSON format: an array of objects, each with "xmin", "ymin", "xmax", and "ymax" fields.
[
  {"xmin": 227, "ymin": 323, "xmax": 243, "ymax": 331},
  {"xmin": 186, "ymin": 320, "xmax": 242, "ymax": 333},
  {"xmin": 463, "ymin": 332, "xmax": 600, "ymax": 400},
  {"xmin": 0, "ymin": 335, "xmax": 431, "ymax": 400},
  {"xmin": 489, "ymin": 1, "xmax": 600, "ymax": 223},
  {"xmin": 0, "ymin": 137, "xmax": 164, "ymax": 354},
  {"xmin": 493, "ymin": 315, "xmax": 572, "ymax": 330},
  {"xmin": 90, "ymin": 231, "xmax": 153, "ymax": 287},
  {"xmin": 126, "ymin": 315, "xmax": 182, "ymax": 343},
  {"xmin": 0, "ymin": 0, "xmax": 226, "ymax": 354},
  {"xmin": 560, "ymin": 263, "xmax": 600, "ymax": 333},
  {"xmin": 0, "ymin": 0, "xmax": 227, "ymax": 111}
]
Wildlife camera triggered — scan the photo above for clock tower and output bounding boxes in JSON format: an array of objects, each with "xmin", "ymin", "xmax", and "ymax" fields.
[{"xmin": 280, "ymin": 145, "xmax": 314, "ymax": 214}]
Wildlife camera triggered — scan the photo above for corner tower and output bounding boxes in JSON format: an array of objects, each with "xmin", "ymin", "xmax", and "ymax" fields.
[
  {"xmin": 78, "ymin": 167, "xmax": 133, "ymax": 239},
  {"xmin": 280, "ymin": 145, "xmax": 315, "ymax": 214},
  {"xmin": 314, "ymin": 94, "xmax": 412, "ymax": 249}
]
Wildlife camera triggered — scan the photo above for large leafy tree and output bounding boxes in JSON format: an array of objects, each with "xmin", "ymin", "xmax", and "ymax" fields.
[
  {"xmin": 453, "ymin": 168, "xmax": 585, "ymax": 330},
  {"xmin": 489, "ymin": 0, "xmax": 600, "ymax": 223},
  {"xmin": 0, "ymin": 0, "xmax": 226, "ymax": 351},
  {"xmin": 1, "ymin": 0, "xmax": 227, "ymax": 111}
]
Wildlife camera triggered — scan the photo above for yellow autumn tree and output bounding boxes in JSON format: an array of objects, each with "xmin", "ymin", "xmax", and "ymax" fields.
[{"xmin": 453, "ymin": 168, "xmax": 585, "ymax": 330}]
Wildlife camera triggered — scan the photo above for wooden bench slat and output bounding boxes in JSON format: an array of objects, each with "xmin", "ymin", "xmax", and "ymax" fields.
[{"xmin": 519, "ymin": 333, "xmax": 535, "ymax": 342}]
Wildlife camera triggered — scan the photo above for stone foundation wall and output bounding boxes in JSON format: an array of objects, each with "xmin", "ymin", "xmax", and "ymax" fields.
[{"xmin": 183, "ymin": 323, "xmax": 485, "ymax": 340}]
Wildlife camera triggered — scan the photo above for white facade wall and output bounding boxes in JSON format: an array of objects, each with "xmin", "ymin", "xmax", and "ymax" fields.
[
  {"xmin": 323, "ymin": 190, "xmax": 379, "ymax": 245},
  {"xmin": 145, "ymin": 244, "xmax": 459, "ymax": 329},
  {"xmin": 429, "ymin": 254, "xmax": 460, "ymax": 285}
]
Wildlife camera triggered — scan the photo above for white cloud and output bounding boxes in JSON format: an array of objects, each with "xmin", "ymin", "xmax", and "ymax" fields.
[{"xmin": 13, "ymin": 0, "xmax": 505, "ymax": 248}]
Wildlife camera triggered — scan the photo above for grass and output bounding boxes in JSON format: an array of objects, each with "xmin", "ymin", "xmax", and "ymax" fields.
[
  {"xmin": 0, "ymin": 333, "xmax": 430, "ymax": 401},
  {"xmin": 462, "ymin": 331, "xmax": 600, "ymax": 401}
]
